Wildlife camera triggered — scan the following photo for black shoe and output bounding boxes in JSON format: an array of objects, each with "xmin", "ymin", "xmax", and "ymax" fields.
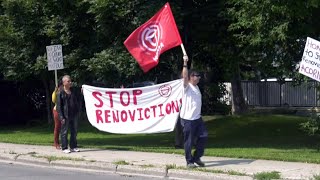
[
  {"xmin": 187, "ymin": 163, "xmax": 196, "ymax": 168},
  {"xmin": 194, "ymin": 160, "xmax": 205, "ymax": 167}
]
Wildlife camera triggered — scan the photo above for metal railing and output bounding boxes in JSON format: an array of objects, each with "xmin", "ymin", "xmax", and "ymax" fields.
[{"xmin": 222, "ymin": 81, "xmax": 319, "ymax": 107}]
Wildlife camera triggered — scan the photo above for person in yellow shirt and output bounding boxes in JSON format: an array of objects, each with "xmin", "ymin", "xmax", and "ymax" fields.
[{"xmin": 52, "ymin": 80, "xmax": 62, "ymax": 149}]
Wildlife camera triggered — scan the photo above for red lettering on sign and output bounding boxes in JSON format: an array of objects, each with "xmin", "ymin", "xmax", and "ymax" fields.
[
  {"xmin": 113, "ymin": 110, "xmax": 119, "ymax": 123},
  {"xmin": 128, "ymin": 110, "xmax": 135, "ymax": 122},
  {"xmin": 96, "ymin": 110, "xmax": 103, "ymax": 123},
  {"xmin": 104, "ymin": 110, "xmax": 111, "ymax": 123},
  {"xmin": 144, "ymin": 108, "xmax": 150, "ymax": 119},
  {"xmin": 120, "ymin": 91, "xmax": 130, "ymax": 106},
  {"xmin": 150, "ymin": 105, "xmax": 157, "ymax": 117},
  {"xmin": 105, "ymin": 91, "xmax": 116, "ymax": 107},
  {"xmin": 132, "ymin": 90, "xmax": 142, "ymax": 105},
  {"xmin": 121, "ymin": 110, "xmax": 127, "ymax": 122},
  {"xmin": 158, "ymin": 104, "xmax": 164, "ymax": 117},
  {"xmin": 137, "ymin": 108, "xmax": 143, "ymax": 120},
  {"xmin": 93, "ymin": 92, "xmax": 103, "ymax": 107},
  {"xmin": 165, "ymin": 103, "xmax": 172, "ymax": 114}
]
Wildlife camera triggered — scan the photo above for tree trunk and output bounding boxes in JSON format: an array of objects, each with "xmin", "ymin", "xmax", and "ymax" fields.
[{"xmin": 231, "ymin": 63, "xmax": 247, "ymax": 115}]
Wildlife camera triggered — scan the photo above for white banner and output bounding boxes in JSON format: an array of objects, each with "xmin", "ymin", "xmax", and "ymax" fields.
[
  {"xmin": 299, "ymin": 37, "xmax": 320, "ymax": 81},
  {"xmin": 82, "ymin": 79, "xmax": 183, "ymax": 134},
  {"xmin": 46, "ymin": 44, "xmax": 64, "ymax": 71}
]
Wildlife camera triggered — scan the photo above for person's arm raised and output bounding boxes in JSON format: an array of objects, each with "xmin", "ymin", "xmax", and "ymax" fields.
[{"xmin": 182, "ymin": 55, "xmax": 189, "ymax": 88}]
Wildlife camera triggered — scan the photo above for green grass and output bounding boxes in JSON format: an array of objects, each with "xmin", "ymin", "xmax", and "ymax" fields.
[
  {"xmin": 0, "ymin": 114, "xmax": 319, "ymax": 163},
  {"xmin": 313, "ymin": 174, "xmax": 320, "ymax": 180},
  {"xmin": 171, "ymin": 166, "xmax": 247, "ymax": 176},
  {"xmin": 165, "ymin": 164, "xmax": 177, "ymax": 169},
  {"xmin": 253, "ymin": 171, "xmax": 281, "ymax": 180},
  {"xmin": 139, "ymin": 164, "xmax": 155, "ymax": 168},
  {"xmin": 32, "ymin": 155, "xmax": 85, "ymax": 162},
  {"xmin": 113, "ymin": 160, "xmax": 131, "ymax": 165}
]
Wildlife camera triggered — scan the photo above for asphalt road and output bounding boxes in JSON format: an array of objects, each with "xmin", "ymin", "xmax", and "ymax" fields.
[{"xmin": 0, "ymin": 161, "xmax": 161, "ymax": 180}]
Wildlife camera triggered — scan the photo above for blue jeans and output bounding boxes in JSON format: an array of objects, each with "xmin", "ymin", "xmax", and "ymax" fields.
[
  {"xmin": 181, "ymin": 118, "xmax": 208, "ymax": 164},
  {"xmin": 60, "ymin": 116, "xmax": 78, "ymax": 150}
]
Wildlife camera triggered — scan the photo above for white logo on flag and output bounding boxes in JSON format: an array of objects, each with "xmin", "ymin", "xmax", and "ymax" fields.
[
  {"xmin": 140, "ymin": 23, "xmax": 164, "ymax": 62},
  {"xmin": 141, "ymin": 24, "xmax": 161, "ymax": 51}
]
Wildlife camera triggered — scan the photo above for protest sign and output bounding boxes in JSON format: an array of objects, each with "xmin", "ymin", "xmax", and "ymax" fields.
[
  {"xmin": 46, "ymin": 44, "xmax": 64, "ymax": 71},
  {"xmin": 82, "ymin": 79, "xmax": 183, "ymax": 134},
  {"xmin": 299, "ymin": 37, "xmax": 320, "ymax": 81}
]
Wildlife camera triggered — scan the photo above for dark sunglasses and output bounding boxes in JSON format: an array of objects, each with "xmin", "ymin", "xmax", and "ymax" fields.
[{"xmin": 192, "ymin": 74, "xmax": 201, "ymax": 77}]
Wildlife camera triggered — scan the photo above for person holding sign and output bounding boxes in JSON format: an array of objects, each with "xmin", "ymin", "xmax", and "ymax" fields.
[
  {"xmin": 56, "ymin": 75, "xmax": 80, "ymax": 153},
  {"xmin": 180, "ymin": 55, "xmax": 208, "ymax": 168},
  {"xmin": 51, "ymin": 80, "xmax": 63, "ymax": 149}
]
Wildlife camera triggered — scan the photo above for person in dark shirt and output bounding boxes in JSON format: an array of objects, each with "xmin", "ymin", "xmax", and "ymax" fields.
[{"xmin": 56, "ymin": 75, "xmax": 80, "ymax": 153}]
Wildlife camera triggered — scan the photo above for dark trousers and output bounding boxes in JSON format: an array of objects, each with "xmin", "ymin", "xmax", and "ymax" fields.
[
  {"xmin": 181, "ymin": 118, "xmax": 208, "ymax": 164},
  {"xmin": 60, "ymin": 116, "xmax": 78, "ymax": 150},
  {"xmin": 174, "ymin": 117, "xmax": 184, "ymax": 148}
]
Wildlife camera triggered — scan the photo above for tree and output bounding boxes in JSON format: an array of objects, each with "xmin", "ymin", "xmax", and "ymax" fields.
[
  {"xmin": 0, "ymin": 0, "xmax": 100, "ymax": 122},
  {"xmin": 0, "ymin": 0, "xmax": 184, "ymax": 123},
  {"xmin": 224, "ymin": 0, "xmax": 320, "ymax": 113},
  {"xmin": 5, "ymin": 0, "xmax": 319, "ymax": 119},
  {"xmin": 227, "ymin": 0, "xmax": 320, "ymax": 78}
]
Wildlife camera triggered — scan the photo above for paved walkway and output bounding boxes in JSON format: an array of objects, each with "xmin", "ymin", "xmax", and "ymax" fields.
[{"xmin": 0, "ymin": 143, "xmax": 319, "ymax": 180}]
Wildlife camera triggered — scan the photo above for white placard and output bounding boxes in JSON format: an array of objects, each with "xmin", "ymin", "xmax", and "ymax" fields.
[
  {"xmin": 46, "ymin": 44, "xmax": 64, "ymax": 71},
  {"xmin": 299, "ymin": 37, "xmax": 320, "ymax": 81},
  {"xmin": 82, "ymin": 79, "xmax": 183, "ymax": 134}
]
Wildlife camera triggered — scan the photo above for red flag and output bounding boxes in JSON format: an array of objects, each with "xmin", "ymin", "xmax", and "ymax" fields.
[{"xmin": 124, "ymin": 2, "xmax": 182, "ymax": 73}]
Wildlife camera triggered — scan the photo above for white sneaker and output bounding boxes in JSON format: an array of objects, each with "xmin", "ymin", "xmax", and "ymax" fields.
[
  {"xmin": 70, "ymin": 148, "xmax": 80, "ymax": 152},
  {"xmin": 62, "ymin": 149, "xmax": 71, "ymax": 154}
]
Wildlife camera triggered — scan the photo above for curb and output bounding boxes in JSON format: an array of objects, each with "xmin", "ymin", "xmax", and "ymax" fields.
[
  {"xmin": 0, "ymin": 153, "xmax": 17, "ymax": 161},
  {"xmin": 167, "ymin": 169, "xmax": 253, "ymax": 180},
  {"xmin": 16, "ymin": 154, "xmax": 49, "ymax": 165},
  {"xmin": 0, "ymin": 152, "xmax": 255, "ymax": 180},
  {"xmin": 116, "ymin": 165, "xmax": 166, "ymax": 177},
  {"xmin": 50, "ymin": 159, "xmax": 117, "ymax": 172}
]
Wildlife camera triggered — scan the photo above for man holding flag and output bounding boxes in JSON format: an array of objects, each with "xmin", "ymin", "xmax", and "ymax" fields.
[
  {"xmin": 124, "ymin": 2, "xmax": 207, "ymax": 168},
  {"xmin": 180, "ymin": 55, "xmax": 208, "ymax": 168}
]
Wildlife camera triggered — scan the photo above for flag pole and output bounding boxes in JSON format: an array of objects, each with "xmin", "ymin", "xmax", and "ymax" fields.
[{"xmin": 180, "ymin": 43, "xmax": 187, "ymax": 56}]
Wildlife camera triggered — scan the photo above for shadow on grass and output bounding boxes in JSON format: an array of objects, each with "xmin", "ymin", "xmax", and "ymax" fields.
[
  {"xmin": 0, "ymin": 114, "xmax": 315, "ymax": 150},
  {"xmin": 78, "ymin": 134, "xmax": 175, "ymax": 149},
  {"xmin": 203, "ymin": 114, "xmax": 313, "ymax": 149},
  {"xmin": 75, "ymin": 114, "xmax": 313, "ymax": 150}
]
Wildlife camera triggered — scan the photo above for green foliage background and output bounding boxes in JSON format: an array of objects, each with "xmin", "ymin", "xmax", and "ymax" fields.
[{"xmin": 0, "ymin": 0, "xmax": 319, "ymax": 117}]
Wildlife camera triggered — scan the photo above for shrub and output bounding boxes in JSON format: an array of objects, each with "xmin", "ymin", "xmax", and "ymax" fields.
[{"xmin": 300, "ymin": 108, "xmax": 320, "ymax": 151}]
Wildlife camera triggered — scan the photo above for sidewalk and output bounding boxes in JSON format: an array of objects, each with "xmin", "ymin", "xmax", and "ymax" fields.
[{"xmin": 0, "ymin": 142, "xmax": 319, "ymax": 180}]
